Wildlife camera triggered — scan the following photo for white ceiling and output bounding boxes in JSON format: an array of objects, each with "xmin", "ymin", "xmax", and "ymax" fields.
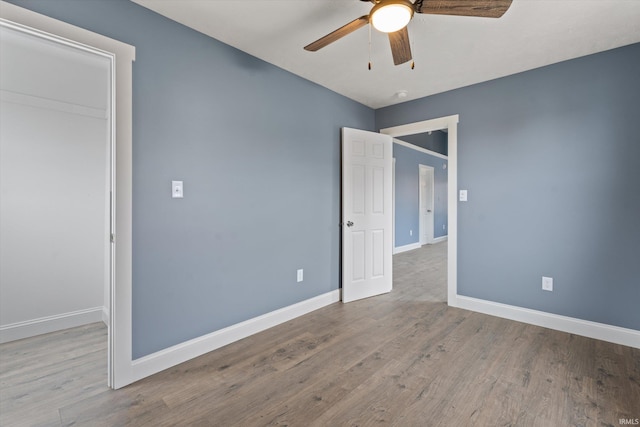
[{"xmin": 131, "ymin": 0, "xmax": 640, "ymax": 109}]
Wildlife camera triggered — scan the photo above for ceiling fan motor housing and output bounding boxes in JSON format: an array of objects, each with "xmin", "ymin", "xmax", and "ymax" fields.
[{"xmin": 370, "ymin": 0, "xmax": 415, "ymax": 33}]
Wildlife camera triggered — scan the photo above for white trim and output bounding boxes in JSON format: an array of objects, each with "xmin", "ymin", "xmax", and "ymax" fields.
[
  {"xmin": 381, "ymin": 114, "xmax": 459, "ymax": 307},
  {"xmin": 0, "ymin": 307, "xmax": 104, "ymax": 344},
  {"xmin": 456, "ymin": 295, "xmax": 640, "ymax": 349},
  {"xmin": 393, "ymin": 138, "xmax": 448, "ymax": 159},
  {"xmin": 446, "ymin": 122, "xmax": 458, "ymax": 305},
  {"xmin": 129, "ymin": 290, "xmax": 341, "ymax": 384},
  {"xmin": 393, "ymin": 242, "xmax": 422, "ymax": 254},
  {"xmin": 432, "ymin": 235, "xmax": 448, "ymax": 244},
  {"xmin": 1, "ymin": 1, "xmax": 136, "ymax": 389},
  {"xmin": 392, "ymin": 157, "xmax": 396, "ymax": 255}
]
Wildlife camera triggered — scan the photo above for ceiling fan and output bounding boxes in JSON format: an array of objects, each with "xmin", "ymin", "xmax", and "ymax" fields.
[{"xmin": 304, "ymin": 0, "xmax": 513, "ymax": 66}]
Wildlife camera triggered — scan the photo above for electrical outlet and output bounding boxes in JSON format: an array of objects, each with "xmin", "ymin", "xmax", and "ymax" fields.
[
  {"xmin": 409, "ymin": 230, "xmax": 413, "ymax": 236},
  {"xmin": 297, "ymin": 269, "xmax": 303, "ymax": 283},
  {"xmin": 542, "ymin": 276, "xmax": 553, "ymax": 292},
  {"xmin": 443, "ymin": 224, "xmax": 446, "ymax": 230}
]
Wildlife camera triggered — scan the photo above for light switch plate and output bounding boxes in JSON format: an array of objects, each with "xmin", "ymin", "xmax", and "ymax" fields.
[
  {"xmin": 172, "ymin": 181, "xmax": 183, "ymax": 198},
  {"xmin": 459, "ymin": 190, "xmax": 468, "ymax": 202},
  {"xmin": 297, "ymin": 269, "xmax": 303, "ymax": 282}
]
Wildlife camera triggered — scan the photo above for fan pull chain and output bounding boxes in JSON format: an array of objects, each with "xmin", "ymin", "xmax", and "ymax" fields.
[
  {"xmin": 410, "ymin": 28, "xmax": 416, "ymax": 70},
  {"xmin": 368, "ymin": 23, "xmax": 372, "ymax": 70}
]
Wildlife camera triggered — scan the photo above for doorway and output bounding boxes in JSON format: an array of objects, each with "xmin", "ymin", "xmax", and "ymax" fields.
[
  {"xmin": 381, "ymin": 115, "xmax": 459, "ymax": 305},
  {"xmin": 0, "ymin": 17, "xmax": 112, "ymax": 372},
  {"xmin": 0, "ymin": 3, "xmax": 135, "ymax": 389}
]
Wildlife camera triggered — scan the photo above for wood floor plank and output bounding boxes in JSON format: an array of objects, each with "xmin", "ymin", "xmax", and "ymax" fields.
[
  {"xmin": 58, "ymin": 389, "xmax": 170, "ymax": 427},
  {"xmin": 595, "ymin": 340, "xmax": 640, "ymax": 425}
]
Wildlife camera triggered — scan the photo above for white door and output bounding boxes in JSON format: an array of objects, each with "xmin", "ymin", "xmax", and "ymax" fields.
[
  {"xmin": 419, "ymin": 165, "xmax": 434, "ymax": 245},
  {"xmin": 342, "ymin": 128, "xmax": 393, "ymax": 303}
]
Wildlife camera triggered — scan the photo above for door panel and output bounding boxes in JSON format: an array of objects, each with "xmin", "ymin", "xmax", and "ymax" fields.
[
  {"xmin": 352, "ymin": 231, "xmax": 366, "ymax": 282},
  {"xmin": 342, "ymin": 128, "xmax": 393, "ymax": 303},
  {"xmin": 420, "ymin": 165, "xmax": 435, "ymax": 245}
]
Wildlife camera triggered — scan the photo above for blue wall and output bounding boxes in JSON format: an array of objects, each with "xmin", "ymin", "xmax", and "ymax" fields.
[
  {"xmin": 398, "ymin": 131, "xmax": 448, "ymax": 156},
  {"xmin": 378, "ymin": 43, "xmax": 640, "ymax": 331},
  {"xmin": 8, "ymin": 0, "xmax": 375, "ymax": 358},
  {"xmin": 394, "ymin": 143, "xmax": 448, "ymax": 247}
]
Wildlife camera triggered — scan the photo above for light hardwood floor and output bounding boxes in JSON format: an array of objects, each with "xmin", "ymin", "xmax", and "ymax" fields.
[{"xmin": 1, "ymin": 242, "xmax": 638, "ymax": 426}]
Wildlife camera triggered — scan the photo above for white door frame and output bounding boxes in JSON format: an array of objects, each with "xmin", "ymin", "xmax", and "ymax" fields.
[
  {"xmin": 392, "ymin": 158, "xmax": 396, "ymax": 252},
  {"xmin": 380, "ymin": 115, "xmax": 459, "ymax": 306},
  {"xmin": 1, "ymin": 2, "xmax": 136, "ymax": 389},
  {"xmin": 418, "ymin": 164, "xmax": 435, "ymax": 245}
]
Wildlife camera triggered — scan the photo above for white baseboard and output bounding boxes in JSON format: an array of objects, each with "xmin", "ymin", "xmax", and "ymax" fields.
[
  {"xmin": 453, "ymin": 295, "xmax": 640, "ymax": 349},
  {"xmin": 130, "ymin": 289, "xmax": 341, "ymax": 383},
  {"xmin": 0, "ymin": 306, "xmax": 105, "ymax": 344},
  {"xmin": 102, "ymin": 306, "xmax": 110, "ymax": 326},
  {"xmin": 432, "ymin": 235, "xmax": 448, "ymax": 244},
  {"xmin": 394, "ymin": 242, "xmax": 421, "ymax": 254}
]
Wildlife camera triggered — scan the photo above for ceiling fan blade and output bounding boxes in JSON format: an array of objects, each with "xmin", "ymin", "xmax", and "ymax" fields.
[
  {"xmin": 416, "ymin": 0, "xmax": 512, "ymax": 18},
  {"xmin": 388, "ymin": 26, "xmax": 412, "ymax": 65},
  {"xmin": 304, "ymin": 15, "xmax": 370, "ymax": 52}
]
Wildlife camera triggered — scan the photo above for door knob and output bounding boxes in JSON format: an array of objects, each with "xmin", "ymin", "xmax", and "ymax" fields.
[{"xmin": 346, "ymin": 221, "xmax": 354, "ymax": 227}]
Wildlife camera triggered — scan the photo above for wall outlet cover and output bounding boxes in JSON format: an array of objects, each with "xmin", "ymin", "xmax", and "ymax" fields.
[
  {"xmin": 542, "ymin": 276, "xmax": 553, "ymax": 291},
  {"xmin": 172, "ymin": 180, "xmax": 183, "ymax": 198}
]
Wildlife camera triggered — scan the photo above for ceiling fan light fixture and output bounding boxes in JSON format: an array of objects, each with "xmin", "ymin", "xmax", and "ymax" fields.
[{"xmin": 370, "ymin": 0, "xmax": 414, "ymax": 33}]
